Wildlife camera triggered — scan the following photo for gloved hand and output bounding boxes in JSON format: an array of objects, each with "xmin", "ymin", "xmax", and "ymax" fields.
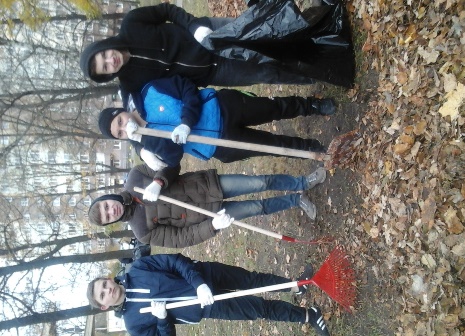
[
  {"xmin": 143, "ymin": 180, "xmax": 163, "ymax": 202},
  {"xmin": 140, "ymin": 149, "xmax": 168, "ymax": 171},
  {"xmin": 171, "ymin": 124, "xmax": 191, "ymax": 145},
  {"xmin": 151, "ymin": 301, "xmax": 167, "ymax": 319},
  {"xmin": 196, "ymin": 284, "xmax": 214, "ymax": 308},
  {"xmin": 212, "ymin": 209, "xmax": 234, "ymax": 230},
  {"xmin": 126, "ymin": 118, "xmax": 142, "ymax": 142},
  {"xmin": 194, "ymin": 26, "xmax": 213, "ymax": 43}
]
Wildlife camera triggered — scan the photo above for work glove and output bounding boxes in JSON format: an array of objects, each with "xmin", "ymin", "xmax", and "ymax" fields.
[
  {"xmin": 171, "ymin": 124, "xmax": 191, "ymax": 145},
  {"xmin": 140, "ymin": 149, "xmax": 168, "ymax": 171},
  {"xmin": 126, "ymin": 118, "xmax": 142, "ymax": 142},
  {"xmin": 194, "ymin": 26, "xmax": 213, "ymax": 43},
  {"xmin": 151, "ymin": 301, "xmax": 167, "ymax": 319},
  {"xmin": 143, "ymin": 180, "xmax": 163, "ymax": 202},
  {"xmin": 212, "ymin": 209, "xmax": 234, "ymax": 230},
  {"xmin": 196, "ymin": 284, "xmax": 214, "ymax": 308}
]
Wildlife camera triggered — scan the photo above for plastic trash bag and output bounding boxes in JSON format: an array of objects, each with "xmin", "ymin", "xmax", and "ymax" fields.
[{"xmin": 201, "ymin": 0, "xmax": 355, "ymax": 88}]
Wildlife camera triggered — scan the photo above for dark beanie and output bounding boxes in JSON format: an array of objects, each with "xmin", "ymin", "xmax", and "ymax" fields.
[{"xmin": 98, "ymin": 108, "xmax": 125, "ymax": 139}]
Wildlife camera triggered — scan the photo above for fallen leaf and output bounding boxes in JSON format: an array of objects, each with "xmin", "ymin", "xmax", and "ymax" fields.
[{"xmin": 438, "ymin": 82, "xmax": 465, "ymax": 120}]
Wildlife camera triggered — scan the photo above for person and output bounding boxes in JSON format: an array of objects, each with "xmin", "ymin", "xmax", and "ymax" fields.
[
  {"xmin": 87, "ymin": 163, "xmax": 327, "ymax": 248},
  {"xmin": 98, "ymin": 75, "xmax": 335, "ymax": 167},
  {"xmin": 79, "ymin": 1, "xmax": 354, "ymax": 101},
  {"xmin": 87, "ymin": 253, "xmax": 331, "ymax": 336}
]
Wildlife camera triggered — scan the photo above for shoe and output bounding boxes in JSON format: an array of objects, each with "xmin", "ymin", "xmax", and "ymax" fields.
[
  {"xmin": 295, "ymin": 264, "xmax": 314, "ymax": 295},
  {"xmin": 308, "ymin": 98, "xmax": 336, "ymax": 116},
  {"xmin": 306, "ymin": 167, "xmax": 327, "ymax": 190},
  {"xmin": 299, "ymin": 195, "xmax": 316, "ymax": 220},
  {"xmin": 307, "ymin": 307, "xmax": 331, "ymax": 336}
]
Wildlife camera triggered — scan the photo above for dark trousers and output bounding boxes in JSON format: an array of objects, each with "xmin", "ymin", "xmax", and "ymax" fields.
[
  {"xmin": 205, "ymin": 262, "xmax": 306, "ymax": 323},
  {"xmin": 213, "ymin": 89, "xmax": 324, "ymax": 163}
]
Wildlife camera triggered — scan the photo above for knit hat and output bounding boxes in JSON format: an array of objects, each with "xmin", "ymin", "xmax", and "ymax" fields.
[{"xmin": 98, "ymin": 108, "xmax": 125, "ymax": 139}]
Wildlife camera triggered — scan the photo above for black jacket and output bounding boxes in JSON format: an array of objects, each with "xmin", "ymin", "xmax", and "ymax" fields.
[{"xmin": 80, "ymin": 4, "xmax": 218, "ymax": 94}]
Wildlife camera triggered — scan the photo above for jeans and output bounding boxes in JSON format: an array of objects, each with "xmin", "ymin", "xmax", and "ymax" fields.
[{"xmin": 218, "ymin": 174, "xmax": 307, "ymax": 220}]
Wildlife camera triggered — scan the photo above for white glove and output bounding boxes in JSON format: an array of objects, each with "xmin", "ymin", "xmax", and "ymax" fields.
[
  {"xmin": 212, "ymin": 209, "xmax": 234, "ymax": 230},
  {"xmin": 151, "ymin": 301, "xmax": 167, "ymax": 319},
  {"xmin": 140, "ymin": 148, "xmax": 168, "ymax": 171},
  {"xmin": 171, "ymin": 124, "xmax": 191, "ymax": 145},
  {"xmin": 143, "ymin": 180, "xmax": 163, "ymax": 202},
  {"xmin": 196, "ymin": 284, "xmax": 214, "ymax": 308},
  {"xmin": 126, "ymin": 118, "xmax": 142, "ymax": 142},
  {"xmin": 194, "ymin": 26, "xmax": 213, "ymax": 43}
]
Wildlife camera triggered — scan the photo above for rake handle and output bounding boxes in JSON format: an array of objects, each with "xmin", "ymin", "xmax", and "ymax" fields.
[
  {"xmin": 135, "ymin": 128, "xmax": 328, "ymax": 161},
  {"xmin": 133, "ymin": 187, "xmax": 285, "ymax": 240},
  {"xmin": 139, "ymin": 279, "xmax": 313, "ymax": 313}
]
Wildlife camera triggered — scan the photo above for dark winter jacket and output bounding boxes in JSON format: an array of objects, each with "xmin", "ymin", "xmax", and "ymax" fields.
[
  {"xmin": 131, "ymin": 76, "xmax": 222, "ymax": 167},
  {"xmin": 116, "ymin": 254, "xmax": 215, "ymax": 336},
  {"xmin": 79, "ymin": 4, "xmax": 218, "ymax": 94},
  {"xmin": 123, "ymin": 164, "xmax": 223, "ymax": 248}
]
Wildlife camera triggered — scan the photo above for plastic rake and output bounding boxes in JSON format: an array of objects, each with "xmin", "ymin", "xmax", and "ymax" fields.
[
  {"xmin": 133, "ymin": 187, "xmax": 331, "ymax": 245},
  {"xmin": 139, "ymin": 245, "xmax": 356, "ymax": 314}
]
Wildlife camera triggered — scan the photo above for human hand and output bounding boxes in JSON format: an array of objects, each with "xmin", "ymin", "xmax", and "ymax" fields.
[
  {"xmin": 126, "ymin": 119, "xmax": 141, "ymax": 142},
  {"xmin": 151, "ymin": 301, "xmax": 167, "ymax": 319},
  {"xmin": 171, "ymin": 124, "xmax": 191, "ymax": 145},
  {"xmin": 140, "ymin": 149, "xmax": 168, "ymax": 171},
  {"xmin": 143, "ymin": 180, "xmax": 163, "ymax": 202},
  {"xmin": 194, "ymin": 26, "xmax": 213, "ymax": 43},
  {"xmin": 196, "ymin": 284, "xmax": 214, "ymax": 308},
  {"xmin": 212, "ymin": 209, "xmax": 234, "ymax": 230}
]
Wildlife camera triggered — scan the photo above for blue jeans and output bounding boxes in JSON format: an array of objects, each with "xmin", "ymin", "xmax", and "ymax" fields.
[{"xmin": 218, "ymin": 174, "xmax": 307, "ymax": 220}]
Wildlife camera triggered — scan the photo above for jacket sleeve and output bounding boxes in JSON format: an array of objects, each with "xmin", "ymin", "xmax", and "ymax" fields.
[
  {"xmin": 122, "ymin": 3, "xmax": 196, "ymax": 31},
  {"xmin": 149, "ymin": 76, "xmax": 202, "ymax": 128},
  {"xmin": 128, "ymin": 316, "xmax": 176, "ymax": 336},
  {"xmin": 143, "ymin": 220, "xmax": 217, "ymax": 248},
  {"xmin": 135, "ymin": 254, "xmax": 206, "ymax": 289},
  {"xmin": 141, "ymin": 136, "xmax": 184, "ymax": 168},
  {"xmin": 130, "ymin": 164, "xmax": 181, "ymax": 188}
]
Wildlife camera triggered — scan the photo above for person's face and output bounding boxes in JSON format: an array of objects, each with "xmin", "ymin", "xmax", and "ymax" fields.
[
  {"xmin": 110, "ymin": 112, "xmax": 132, "ymax": 139},
  {"xmin": 93, "ymin": 278, "xmax": 125, "ymax": 310},
  {"xmin": 93, "ymin": 49, "xmax": 125, "ymax": 75},
  {"xmin": 98, "ymin": 199, "xmax": 124, "ymax": 224}
]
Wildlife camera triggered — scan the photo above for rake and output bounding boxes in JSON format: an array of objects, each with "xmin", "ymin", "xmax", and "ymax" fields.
[
  {"xmin": 139, "ymin": 245, "xmax": 356, "ymax": 313},
  {"xmin": 133, "ymin": 187, "xmax": 331, "ymax": 245},
  {"xmin": 135, "ymin": 128, "xmax": 361, "ymax": 169}
]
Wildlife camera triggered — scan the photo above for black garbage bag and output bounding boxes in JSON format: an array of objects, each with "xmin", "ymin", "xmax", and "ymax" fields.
[{"xmin": 201, "ymin": 0, "xmax": 355, "ymax": 88}]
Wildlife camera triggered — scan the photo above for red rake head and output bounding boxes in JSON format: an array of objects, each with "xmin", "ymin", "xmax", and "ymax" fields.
[{"xmin": 309, "ymin": 245, "xmax": 356, "ymax": 312}]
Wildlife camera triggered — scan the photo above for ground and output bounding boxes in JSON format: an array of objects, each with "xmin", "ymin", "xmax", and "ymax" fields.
[{"xmin": 138, "ymin": 0, "xmax": 465, "ymax": 335}]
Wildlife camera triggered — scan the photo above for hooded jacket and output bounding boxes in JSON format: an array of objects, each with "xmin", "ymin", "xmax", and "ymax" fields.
[
  {"xmin": 79, "ymin": 4, "xmax": 218, "ymax": 94},
  {"xmin": 116, "ymin": 254, "xmax": 214, "ymax": 336},
  {"xmin": 123, "ymin": 164, "xmax": 223, "ymax": 248}
]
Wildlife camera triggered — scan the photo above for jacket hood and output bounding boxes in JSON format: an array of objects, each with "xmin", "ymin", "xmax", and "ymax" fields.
[{"xmin": 80, "ymin": 37, "xmax": 128, "ymax": 83}]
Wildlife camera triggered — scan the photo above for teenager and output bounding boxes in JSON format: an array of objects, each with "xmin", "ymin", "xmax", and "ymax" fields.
[
  {"xmin": 98, "ymin": 75, "xmax": 335, "ymax": 167},
  {"xmin": 87, "ymin": 253, "xmax": 331, "ymax": 336},
  {"xmin": 79, "ymin": 1, "xmax": 354, "ymax": 100},
  {"xmin": 87, "ymin": 163, "xmax": 326, "ymax": 248}
]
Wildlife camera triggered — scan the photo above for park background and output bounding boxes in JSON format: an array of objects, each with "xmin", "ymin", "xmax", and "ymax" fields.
[{"xmin": 0, "ymin": 0, "xmax": 463, "ymax": 335}]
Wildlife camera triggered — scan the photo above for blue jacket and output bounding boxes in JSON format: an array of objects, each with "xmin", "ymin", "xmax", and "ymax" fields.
[
  {"xmin": 117, "ymin": 254, "xmax": 214, "ymax": 336},
  {"xmin": 132, "ymin": 76, "xmax": 222, "ymax": 167}
]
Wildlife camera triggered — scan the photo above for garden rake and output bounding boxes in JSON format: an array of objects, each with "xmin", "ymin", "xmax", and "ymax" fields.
[
  {"xmin": 133, "ymin": 187, "xmax": 332, "ymax": 245},
  {"xmin": 139, "ymin": 245, "xmax": 356, "ymax": 313},
  {"xmin": 135, "ymin": 128, "xmax": 361, "ymax": 169}
]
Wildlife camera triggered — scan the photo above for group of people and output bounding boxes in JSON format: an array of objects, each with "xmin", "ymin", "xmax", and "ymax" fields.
[{"xmin": 81, "ymin": 1, "xmax": 356, "ymax": 335}]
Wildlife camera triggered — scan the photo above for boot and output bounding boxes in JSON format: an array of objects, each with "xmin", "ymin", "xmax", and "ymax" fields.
[
  {"xmin": 307, "ymin": 307, "xmax": 331, "ymax": 336},
  {"xmin": 299, "ymin": 195, "xmax": 316, "ymax": 220},
  {"xmin": 306, "ymin": 167, "xmax": 327, "ymax": 190},
  {"xmin": 307, "ymin": 98, "xmax": 336, "ymax": 116}
]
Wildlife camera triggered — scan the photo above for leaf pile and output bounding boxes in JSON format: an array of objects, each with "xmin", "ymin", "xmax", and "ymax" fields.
[{"xmin": 349, "ymin": 0, "xmax": 465, "ymax": 334}]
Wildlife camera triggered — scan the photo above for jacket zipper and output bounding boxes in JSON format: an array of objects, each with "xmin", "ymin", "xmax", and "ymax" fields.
[{"xmin": 131, "ymin": 54, "xmax": 217, "ymax": 69}]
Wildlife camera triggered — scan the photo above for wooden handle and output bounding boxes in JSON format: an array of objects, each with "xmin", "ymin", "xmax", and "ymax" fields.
[
  {"xmin": 133, "ymin": 187, "xmax": 283, "ymax": 239},
  {"xmin": 135, "ymin": 128, "xmax": 326, "ymax": 160},
  {"xmin": 139, "ymin": 280, "xmax": 299, "ymax": 313}
]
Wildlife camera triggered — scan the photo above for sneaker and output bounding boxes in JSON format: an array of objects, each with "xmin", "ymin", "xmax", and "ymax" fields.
[
  {"xmin": 306, "ymin": 167, "xmax": 327, "ymax": 190},
  {"xmin": 295, "ymin": 264, "xmax": 314, "ymax": 295},
  {"xmin": 299, "ymin": 195, "xmax": 316, "ymax": 220},
  {"xmin": 307, "ymin": 307, "xmax": 330, "ymax": 336},
  {"xmin": 308, "ymin": 98, "xmax": 336, "ymax": 116}
]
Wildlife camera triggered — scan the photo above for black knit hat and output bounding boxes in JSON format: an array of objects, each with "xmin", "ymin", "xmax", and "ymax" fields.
[{"xmin": 98, "ymin": 108, "xmax": 125, "ymax": 139}]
